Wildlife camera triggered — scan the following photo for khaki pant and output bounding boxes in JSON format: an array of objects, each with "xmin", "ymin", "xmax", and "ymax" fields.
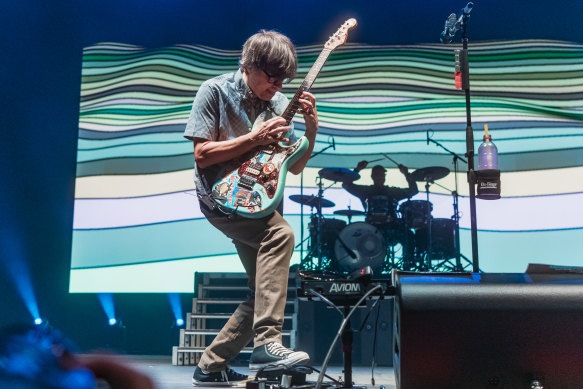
[{"xmin": 197, "ymin": 206, "xmax": 294, "ymax": 372}]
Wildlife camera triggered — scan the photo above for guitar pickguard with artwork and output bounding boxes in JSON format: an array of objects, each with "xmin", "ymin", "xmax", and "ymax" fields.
[{"xmin": 210, "ymin": 134, "xmax": 309, "ymax": 218}]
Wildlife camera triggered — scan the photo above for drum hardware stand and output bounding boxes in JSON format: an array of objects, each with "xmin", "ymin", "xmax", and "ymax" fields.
[
  {"xmin": 298, "ymin": 176, "xmax": 347, "ymax": 271},
  {"xmin": 367, "ymin": 153, "xmax": 411, "ymax": 272},
  {"xmin": 420, "ymin": 178, "xmax": 475, "ymax": 272},
  {"xmin": 313, "ymin": 177, "xmax": 326, "ymax": 268},
  {"xmin": 298, "ymin": 139, "xmax": 336, "ymax": 269},
  {"xmin": 440, "ymin": 2, "xmax": 480, "ymax": 272},
  {"xmin": 299, "ymin": 178, "xmax": 326, "ymax": 270},
  {"xmin": 422, "ymin": 177, "xmax": 434, "ymax": 271},
  {"xmin": 382, "ymin": 243, "xmax": 406, "ymax": 273},
  {"xmin": 379, "ymin": 153, "xmax": 426, "ymax": 272},
  {"xmin": 426, "ymin": 131, "xmax": 470, "ymax": 271}
]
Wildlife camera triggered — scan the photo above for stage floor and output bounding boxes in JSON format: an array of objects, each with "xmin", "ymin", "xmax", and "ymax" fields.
[{"xmin": 117, "ymin": 356, "xmax": 397, "ymax": 389}]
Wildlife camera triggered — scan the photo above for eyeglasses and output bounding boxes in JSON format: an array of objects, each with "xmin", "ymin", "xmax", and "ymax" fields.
[{"xmin": 262, "ymin": 69, "xmax": 291, "ymax": 85}]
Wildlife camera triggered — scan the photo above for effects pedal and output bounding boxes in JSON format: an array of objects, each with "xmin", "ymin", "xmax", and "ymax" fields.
[{"xmin": 246, "ymin": 366, "xmax": 310, "ymax": 389}]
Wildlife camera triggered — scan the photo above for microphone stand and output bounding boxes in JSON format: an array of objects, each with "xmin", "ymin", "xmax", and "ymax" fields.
[
  {"xmin": 460, "ymin": 10, "xmax": 480, "ymax": 273},
  {"xmin": 444, "ymin": 5, "xmax": 479, "ymax": 272},
  {"xmin": 427, "ymin": 134, "xmax": 468, "ymax": 271}
]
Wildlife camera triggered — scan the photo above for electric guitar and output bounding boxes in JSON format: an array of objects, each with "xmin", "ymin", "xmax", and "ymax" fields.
[{"xmin": 209, "ymin": 18, "xmax": 357, "ymax": 218}]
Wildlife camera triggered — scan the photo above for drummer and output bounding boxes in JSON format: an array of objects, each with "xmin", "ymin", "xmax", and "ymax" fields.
[
  {"xmin": 342, "ymin": 161, "xmax": 418, "ymax": 266},
  {"xmin": 342, "ymin": 161, "xmax": 419, "ymax": 212}
]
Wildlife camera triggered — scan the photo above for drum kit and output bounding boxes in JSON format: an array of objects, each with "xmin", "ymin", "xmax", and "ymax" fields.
[{"xmin": 291, "ymin": 165, "xmax": 460, "ymax": 274}]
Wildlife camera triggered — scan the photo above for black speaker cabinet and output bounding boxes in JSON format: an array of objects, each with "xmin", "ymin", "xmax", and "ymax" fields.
[{"xmin": 393, "ymin": 271, "xmax": 583, "ymax": 389}]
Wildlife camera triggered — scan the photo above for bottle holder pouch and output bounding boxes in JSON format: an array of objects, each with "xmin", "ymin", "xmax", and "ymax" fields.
[{"xmin": 476, "ymin": 169, "xmax": 501, "ymax": 200}]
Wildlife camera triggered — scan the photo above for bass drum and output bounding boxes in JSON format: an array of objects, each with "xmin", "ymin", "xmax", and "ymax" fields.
[
  {"xmin": 309, "ymin": 217, "xmax": 346, "ymax": 260},
  {"xmin": 334, "ymin": 222, "xmax": 386, "ymax": 273},
  {"xmin": 414, "ymin": 218, "xmax": 456, "ymax": 259}
]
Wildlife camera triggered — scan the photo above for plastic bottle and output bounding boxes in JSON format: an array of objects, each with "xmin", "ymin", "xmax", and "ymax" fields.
[{"xmin": 478, "ymin": 124, "xmax": 498, "ymax": 170}]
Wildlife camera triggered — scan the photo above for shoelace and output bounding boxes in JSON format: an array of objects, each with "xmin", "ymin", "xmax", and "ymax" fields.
[
  {"xmin": 220, "ymin": 370, "xmax": 230, "ymax": 384},
  {"xmin": 267, "ymin": 343, "xmax": 292, "ymax": 357},
  {"xmin": 227, "ymin": 368, "xmax": 244, "ymax": 379}
]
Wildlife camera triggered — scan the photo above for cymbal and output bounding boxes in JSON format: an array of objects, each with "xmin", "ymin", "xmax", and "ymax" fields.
[
  {"xmin": 410, "ymin": 166, "xmax": 450, "ymax": 182},
  {"xmin": 318, "ymin": 167, "xmax": 360, "ymax": 182},
  {"xmin": 289, "ymin": 194, "xmax": 335, "ymax": 208},
  {"xmin": 334, "ymin": 209, "xmax": 366, "ymax": 217}
]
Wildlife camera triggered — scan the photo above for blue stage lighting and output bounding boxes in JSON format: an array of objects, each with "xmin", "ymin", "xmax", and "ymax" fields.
[
  {"xmin": 168, "ymin": 293, "xmax": 184, "ymax": 327},
  {"xmin": 97, "ymin": 293, "xmax": 117, "ymax": 326},
  {"xmin": 0, "ymin": 228, "xmax": 41, "ymax": 323},
  {"xmin": 34, "ymin": 318, "xmax": 43, "ymax": 325}
]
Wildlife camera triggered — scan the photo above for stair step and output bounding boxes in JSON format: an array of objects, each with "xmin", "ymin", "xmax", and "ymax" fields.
[
  {"xmin": 188, "ymin": 313, "xmax": 295, "ymax": 320},
  {"xmin": 201, "ymin": 286, "xmax": 249, "ymax": 291},
  {"xmin": 173, "ymin": 272, "xmax": 299, "ymax": 366},
  {"xmin": 200, "ymin": 286, "xmax": 297, "ymax": 293},
  {"xmin": 194, "ymin": 298, "xmax": 295, "ymax": 305},
  {"xmin": 183, "ymin": 329, "xmax": 293, "ymax": 336},
  {"xmin": 176, "ymin": 346, "xmax": 253, "ymax": 353}
]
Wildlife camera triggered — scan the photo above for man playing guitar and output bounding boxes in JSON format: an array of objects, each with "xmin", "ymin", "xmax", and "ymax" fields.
[{"xmin": 184, "ymin": 30, "xmax": 318, "ymax": 386}]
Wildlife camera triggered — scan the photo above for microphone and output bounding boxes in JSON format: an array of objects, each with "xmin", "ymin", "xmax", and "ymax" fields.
[
  {"xmin": 426, "ymin": 129, "xmax": 430, "ymax": 145},
  {"xmin": 440, "ymin": 2, "xmax": 474, "ymax": 44},
  {"xmin": 331, "ymin": 136, "xmax": 336, "ymax": 150},
  {"xmin": 337, "ymin": 236, "xmax": 357, "ymax": 259}
]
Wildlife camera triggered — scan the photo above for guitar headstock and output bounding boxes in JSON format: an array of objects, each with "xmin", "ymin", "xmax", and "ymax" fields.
[{"xmin": 324, "ymin": 18, "xmax": 358, "ymax": 50}]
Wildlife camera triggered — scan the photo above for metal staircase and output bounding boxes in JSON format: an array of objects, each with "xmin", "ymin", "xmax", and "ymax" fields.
[{"xmin": 172, "ymin": 272, "xmax": 298, "ymax": 366}]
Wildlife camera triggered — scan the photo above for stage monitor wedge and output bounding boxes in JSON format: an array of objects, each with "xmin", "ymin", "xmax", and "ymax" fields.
[{"xmin": 393, "ymin": 271, "xmax": 583, "ymax": 389}]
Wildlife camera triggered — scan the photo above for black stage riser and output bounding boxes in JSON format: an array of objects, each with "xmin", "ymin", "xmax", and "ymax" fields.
[{"xmin": 393, "ymin": 272, "xmax": 583, "ymax": 389}]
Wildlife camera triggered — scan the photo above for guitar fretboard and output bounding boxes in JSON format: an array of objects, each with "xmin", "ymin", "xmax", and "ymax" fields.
[{"xmin": 282, "ymin": 48, "xmax": 332, "ymax": 124}]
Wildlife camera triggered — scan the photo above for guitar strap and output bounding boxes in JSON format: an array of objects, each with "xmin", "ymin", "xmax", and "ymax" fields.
[{"xmin": 198, "ymin": 192, "xmax": 239, "ymax": 220}]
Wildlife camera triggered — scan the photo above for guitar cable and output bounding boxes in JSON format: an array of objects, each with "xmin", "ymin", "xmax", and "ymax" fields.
[{"xmin": 313, "ymin": 285, "xmax": 383, "ymax": 389}]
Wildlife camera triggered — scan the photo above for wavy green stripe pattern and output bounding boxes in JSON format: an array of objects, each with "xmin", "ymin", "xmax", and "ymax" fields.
[
  {"xmin": 77, "ymin": 40, "xmax": 583, "ymax": 177},
  {"xmin": 72, "ymin": 40, "xmax": 583, "ymax": 292}
]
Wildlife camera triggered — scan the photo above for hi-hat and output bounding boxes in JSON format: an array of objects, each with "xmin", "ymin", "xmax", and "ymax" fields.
[
  {"xmin": 318, "ymin": 167, "xmax": 360, "ymax": 182},
  {"xmin": 289, "ymin": 194, "xmax": 335, "ymax": 208},
  {"xmin": 333, "ymin": 209, "xmax": 366, "ymax": 217},
  {"xmin": 410, "ymin": 166, "xmax": 450, "ymax": 182}
]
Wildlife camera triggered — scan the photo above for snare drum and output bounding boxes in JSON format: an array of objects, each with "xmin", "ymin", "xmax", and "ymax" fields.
[
  {"xmin": 366, "ymin": 195, "xmax": 397, "ymax": 225},
  {"xmin": 399, "ymin": 200, "xmax": 433, "ymax": 229},
  {"xmin": 309, "ymin": 217, "xmax": 346, "ymax": 259},
  {"xmin": 334, "ymin": 222, "xmax": 386, "ymax": 273}
]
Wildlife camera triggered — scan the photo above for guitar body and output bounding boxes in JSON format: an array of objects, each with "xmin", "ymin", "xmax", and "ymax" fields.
[{"xmin": 210, "ymin": 114, "xmax": 309, "ymax": 218}]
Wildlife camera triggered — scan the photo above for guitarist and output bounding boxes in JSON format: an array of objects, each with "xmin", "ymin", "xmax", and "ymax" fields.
[{"xmin": 184, "ymin": 30, "xmax": 318, "ymax": 386}]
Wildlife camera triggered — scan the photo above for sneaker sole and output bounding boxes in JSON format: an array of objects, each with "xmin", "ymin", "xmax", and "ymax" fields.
[
  {"xmin": 192, "ymin": 378, "xmax": 249, "ymax": 387},
  {"xmin": 249, "ymin": 354, "xmax": 310, "ymax": 372}
]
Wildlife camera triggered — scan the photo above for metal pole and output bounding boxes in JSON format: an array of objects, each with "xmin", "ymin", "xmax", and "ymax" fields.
[{"xmin": 460, "ymin": 14, "xmax": 480, "ymax": 272}]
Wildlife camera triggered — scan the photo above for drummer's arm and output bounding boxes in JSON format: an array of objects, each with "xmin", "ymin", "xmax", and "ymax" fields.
[
  {"xmin": 404, "ymin": 172, "xmax": 419, "ymax": 197},
  {"xmin": 342, "ymin": 181, "xmax": 367, "ymax": 211},
  {"xmin": 342, "ymin": 180, "xmax": 365, "ymax": 199},
  {"xmin": 341, "ymin": 160, "xmax": 368, "ymax": 201},
  {"xmin": 397, "ymin": 164, "xmax": 419, "ymax": 197}
]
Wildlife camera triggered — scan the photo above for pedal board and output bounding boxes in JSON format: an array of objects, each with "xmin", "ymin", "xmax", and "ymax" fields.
[{"xmin": 246, "ymin": 366, "xmax": 338, "ymax": 389}]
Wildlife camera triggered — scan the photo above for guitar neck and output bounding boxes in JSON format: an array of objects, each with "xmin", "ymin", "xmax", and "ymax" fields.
[{"xmin": 282, "ymin": 48, "xmax": 332, "ymax": 124}]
